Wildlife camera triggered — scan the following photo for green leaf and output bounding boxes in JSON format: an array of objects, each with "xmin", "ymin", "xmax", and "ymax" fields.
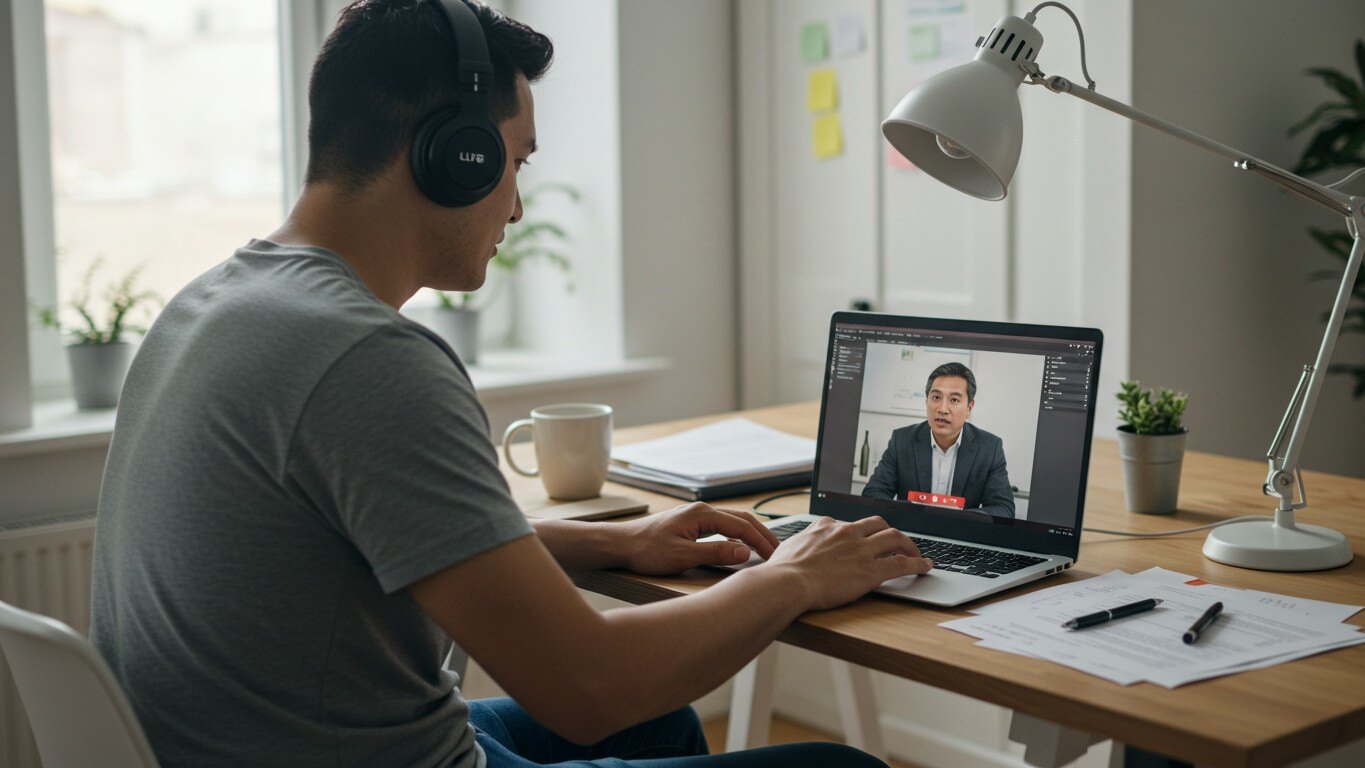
[
  {"xmin": 1289, "ymin": 101, "xmax": 1351, "ymax": 137},
  {"xmin": 1305, "ymin": 67, "xmax": 1362, "ymax": 101},
  {"xmin": 1356, "ymin": 40, "xmax": 1365, "ymax": 95}
]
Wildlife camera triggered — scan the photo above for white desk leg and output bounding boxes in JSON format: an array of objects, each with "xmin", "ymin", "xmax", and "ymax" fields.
[
  {"xmin": 1008, "ymin": 710, "xmax": 1108, "ymax": 767},
  {"xmin": 830, "ymin": 660, "xmax": 887, "ymax": 761},
  {"xmin": 726, "ymin": 645, "xmax": 778, "ymax": 752}
]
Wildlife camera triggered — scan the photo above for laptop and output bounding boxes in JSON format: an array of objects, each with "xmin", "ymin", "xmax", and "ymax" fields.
[{"xmin": 707, "ymin": 312, "xmax": 1102, "ymax": 606}]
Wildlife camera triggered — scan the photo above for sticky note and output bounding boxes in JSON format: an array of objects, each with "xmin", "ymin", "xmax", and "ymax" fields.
[
  {"xmin": 814, "ymin": 114, "xmax": 843, "ymax": 160},
  {"xmin": 908, "ymin": 23, "xmax": 940, "ymax": 62},
  {"xmin": 886, "ymin": 144, "xmax": 917, "ymax": 171},
  {"xmin": 800, "ymin": 22, "xmax": 829, "ymax": 63},
  {"xmin": 806, "ymin": 70, "xmax": 838, "ymax": 113},
  {"xmin": 833, "ymin": 14, "xmax": 866, "ymax": 58}
]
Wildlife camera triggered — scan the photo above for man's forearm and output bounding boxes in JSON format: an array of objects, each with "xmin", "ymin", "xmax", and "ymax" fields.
[
  {"xmin": 532, "ymin": 519, "xmax": 630, "ymax": 571},
  {"xmin": 576, "ymin": 563, "xmax": 811, "ymax": 741}
]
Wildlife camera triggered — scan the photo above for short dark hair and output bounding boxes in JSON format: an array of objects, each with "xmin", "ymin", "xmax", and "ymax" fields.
[
  {"xmin": 926, "ymin": 362, "xmax": 977, "ymax": 401},
  {"xmin": 304, "ymin": 0, "xmax": 553, "ymax": 192}
]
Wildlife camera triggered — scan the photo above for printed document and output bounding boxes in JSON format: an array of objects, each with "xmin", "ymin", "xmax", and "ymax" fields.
[{"xmin": 943, "ymin": 569, "xmax": 1364, "ymax": 687}]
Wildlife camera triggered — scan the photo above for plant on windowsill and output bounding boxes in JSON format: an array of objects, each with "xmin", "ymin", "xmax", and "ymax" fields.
[
  {"xmin": 408, "ymin": 182, "xmax": 580, "ymax": 365},
  {"xmin": 1289, "ymin": 39, "xmax": 1365, "ymax": 398},
  {"xmin": 1115, "ymin": 380, "xmax": 1189, "ymax": 515},
  {"xmin": 33, "ymin": 259, "xmax": 159, "ymax": 410}
]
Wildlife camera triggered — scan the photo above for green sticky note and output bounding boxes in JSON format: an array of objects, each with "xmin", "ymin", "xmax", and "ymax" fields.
[
  {"xmin": 908, "ymin": 23, "xmax": 940, "ymax": 63},
  {"xmin": 800, "ymin": 22, "xmax": 829, "ymax": 63},
  {"xmin": 806, "ymin": 69, "xmax": 838, "ymax": 113},
  {"xmin": 813, "ymin": 114, "xmax": 844, "ymax": 160}
]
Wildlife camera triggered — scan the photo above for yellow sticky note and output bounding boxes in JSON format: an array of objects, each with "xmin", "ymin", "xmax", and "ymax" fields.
[
  {"xmin": 807, "ymin": 69, "xmax": 838, "ymax": 113},
  {"xmin": 813, "ymin": 114, "xmax": 843, "ymax": 160}
]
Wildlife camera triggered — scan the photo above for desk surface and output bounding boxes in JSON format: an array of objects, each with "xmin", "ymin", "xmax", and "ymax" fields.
[{"xmin": 503, "ymin": 403, "xmax": 1365, "ymax": 768}]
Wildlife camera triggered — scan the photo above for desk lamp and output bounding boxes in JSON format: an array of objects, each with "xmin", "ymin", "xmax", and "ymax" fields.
[{"xmin": 882, "ymin": 2, "xmax": 1363, "ymax": 571}]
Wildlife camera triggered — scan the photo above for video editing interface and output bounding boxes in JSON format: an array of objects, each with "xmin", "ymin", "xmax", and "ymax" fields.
[{"xmin": 815, "ymin": 322, "xmax": 1098, "ymax": 537}]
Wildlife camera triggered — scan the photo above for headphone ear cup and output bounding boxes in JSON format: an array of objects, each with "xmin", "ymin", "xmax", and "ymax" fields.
[{"xmin": 411, "ymin": 106, "xmax": 506, "ymax": 207}]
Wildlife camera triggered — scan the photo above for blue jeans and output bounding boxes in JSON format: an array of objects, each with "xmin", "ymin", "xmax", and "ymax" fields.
[{"xmin": 468, "ymin": 698, "xmax": 889, "ymax": 768}]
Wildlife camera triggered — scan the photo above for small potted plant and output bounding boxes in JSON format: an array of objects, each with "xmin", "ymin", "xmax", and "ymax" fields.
[
  {"xmin": 35, "ymin": 260, "xmax": 158, "ymax": 410},
  {"xmin": 1116, "ymin": 380, "xmax": 1189, "ymax": 514},
  {"xmin": 407, "ymin": 182, "xmax": 578, "ymax": 364}
]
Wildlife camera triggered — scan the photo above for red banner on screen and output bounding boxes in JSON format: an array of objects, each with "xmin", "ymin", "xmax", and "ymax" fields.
[{"xmin": 906, "ymin": 491, "xmax": 966, "ymax": 509}]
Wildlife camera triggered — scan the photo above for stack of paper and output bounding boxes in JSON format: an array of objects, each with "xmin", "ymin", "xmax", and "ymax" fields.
[
  {"xmin": 608, "ymin": 418, "xmax": 816, "ymax": 501},
  {"xmin": 941, "ymin": 567, "xmax": 1364, "ymax": 687}
]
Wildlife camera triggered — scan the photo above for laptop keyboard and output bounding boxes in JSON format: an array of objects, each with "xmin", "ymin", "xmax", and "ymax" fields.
[{"xmin": 768, "ymin": 519, "xmax": 1047, "ymax": 579}]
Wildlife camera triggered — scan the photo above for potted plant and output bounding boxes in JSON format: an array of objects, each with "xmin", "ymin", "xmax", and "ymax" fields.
[
  {"xmin": 1115, "ymin": 380, "xmax": 1189, "ymax": 514},
  {"xmin": 35, "ymin": 260, "xmax": 159, "ymax": 410},
  {"xmin": 1289, "ymin": 39, "xmax": 1365, "ymax": 397},
  {"xmin": 409, "ymin": 182, "xmax": 579, "ymax": 364}
]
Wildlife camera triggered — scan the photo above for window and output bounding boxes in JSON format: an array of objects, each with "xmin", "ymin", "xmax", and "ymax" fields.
[{"xmin": 45, "ymin": 0, "xmax": 284, "ymax": 320}]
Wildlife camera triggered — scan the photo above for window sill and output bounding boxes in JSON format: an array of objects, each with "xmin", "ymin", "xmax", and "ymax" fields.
[
  {"xmin": 0, "ymin": 356, "xmax": 672, "ymax": 460},
  {"xmin": 467, "ymin": 352, "xmax": 672, "ymax": 400}
]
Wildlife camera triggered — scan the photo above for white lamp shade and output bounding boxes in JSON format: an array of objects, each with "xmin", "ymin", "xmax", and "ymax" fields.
[
  {"xmin": 881, "ymin": 14, "xmax": 1043, "ymax": 201},
  {"xmin": 882, "ymin": 60, "xmax": 1024, "ymax": 201}
]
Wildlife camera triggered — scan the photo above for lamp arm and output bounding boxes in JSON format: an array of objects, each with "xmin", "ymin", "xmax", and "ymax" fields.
[
  {"xmin": 1032, "ymin": 73, "xmax": 1355, "ymax": 217},
  {"xmin": 1035, "ymin": 71, "xmax": 1365, "ymax": 523}
]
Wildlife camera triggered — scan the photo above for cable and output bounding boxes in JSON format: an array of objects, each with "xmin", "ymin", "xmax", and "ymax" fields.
[
  {"xmin": 751, "ymin": 490, "xmax": 811, "ymax": 515},
  {"xmin": 1082, "ymin": 515, "xmax": 1273, "ymax": 538},
  {"xmin": 1025, "ymin": 2, "xmax": 1097, "ymax": 90}
]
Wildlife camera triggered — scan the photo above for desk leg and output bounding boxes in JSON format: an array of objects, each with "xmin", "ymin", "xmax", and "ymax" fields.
[
  {"xmin": 726, "ymin": 645, "xmax": 778, "ymax": 752},
  {"xmin": 1008, "ymin": 710, "xmax": 1107, "ymax": 767},
  {"xmin": 830, "ymin": 660, "xmax": 887, "ymax": 761}
]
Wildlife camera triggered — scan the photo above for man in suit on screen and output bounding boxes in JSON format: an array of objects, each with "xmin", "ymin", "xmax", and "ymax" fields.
[{"xmin": 862, "ymin": 362, "xmax": 1016, "ymax": 519}]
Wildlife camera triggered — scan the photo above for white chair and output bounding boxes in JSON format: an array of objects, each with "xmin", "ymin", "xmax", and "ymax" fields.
[{"xmin": 0, "ymin": 599, "xmax": 159, "ymax": 768}]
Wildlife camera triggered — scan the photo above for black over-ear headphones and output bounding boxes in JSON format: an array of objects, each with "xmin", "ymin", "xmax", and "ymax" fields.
[{"xmin": 410, "ymin": 0, "xmax": 507, "ymax": 207}]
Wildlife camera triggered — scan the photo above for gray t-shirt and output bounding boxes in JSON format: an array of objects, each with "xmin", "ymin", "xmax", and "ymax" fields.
[{"xmin": 91, "ymin": 240, "xmax": 532, "ymax": 767}]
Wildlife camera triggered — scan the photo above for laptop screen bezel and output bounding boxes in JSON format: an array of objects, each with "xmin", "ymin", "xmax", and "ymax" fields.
[{"xmin": 808, "ymin": 311, "xmax": 1104, "ymax": 561}]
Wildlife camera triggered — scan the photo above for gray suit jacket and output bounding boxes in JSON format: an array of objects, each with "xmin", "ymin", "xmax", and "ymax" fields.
[{"xmin": 860, "ymin": 421, "xmax": 1016, "ymax": 519}]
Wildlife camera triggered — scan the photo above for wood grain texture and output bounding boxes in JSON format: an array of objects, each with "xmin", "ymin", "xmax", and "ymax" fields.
[{"xmin": 504, "ymin": 403, "xmax": 1365, "ymax": 768}]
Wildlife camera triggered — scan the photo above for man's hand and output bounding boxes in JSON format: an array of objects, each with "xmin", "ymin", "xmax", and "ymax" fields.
[
  {"xmin": 617, "ymin": 503, "xmax": 781, "ymax": 575},
  {"xmin": 759, "ymin": 516, "xmax": 933, "ymax": 610}
]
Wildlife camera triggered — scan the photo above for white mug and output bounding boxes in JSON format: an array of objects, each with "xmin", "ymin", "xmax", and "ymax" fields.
[{"xmin": 502, "ymin": 403, "xmax": 613, "ymax": 500}]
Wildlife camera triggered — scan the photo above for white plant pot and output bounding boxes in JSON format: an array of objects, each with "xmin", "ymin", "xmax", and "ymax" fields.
[
  {"xmin": 66, "ymin": 341, "xmax": 135, "ymax": 410},
  {"xmin": 1116, "ymin": 427, "xmax": 1187, "ymax": 514},
  {"xmin": 406, "ymin": 306, "xmax": 482, "ymax": 365}
]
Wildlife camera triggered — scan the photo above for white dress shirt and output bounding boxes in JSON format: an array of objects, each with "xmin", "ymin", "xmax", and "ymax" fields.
[{"xmin": 930, "ymin": 428, "xmax": 963, "ymax": 496}]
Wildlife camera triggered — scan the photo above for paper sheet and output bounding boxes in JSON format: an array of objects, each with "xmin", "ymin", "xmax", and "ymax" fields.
[
  {"xmin": 610, "ymin": 418, "xmax": 815, "ymax": 482},
  {"xmin": 833, "ymin": 14, "xmax": 867, "ymax": 58},
  {"xmin": 800, "ymin": 22, "xmax": 828, "ymax": 63},
  {"xmin": 949, "ymin": 569, "xmax": 1363, "ymax": 687},
  {"xmin": 806, "ymin": 70, "xmax": 838, "ymax": 113},
  {"xmin": 814, "ymin": 114, "xmax": 844, "ymax": 160}
]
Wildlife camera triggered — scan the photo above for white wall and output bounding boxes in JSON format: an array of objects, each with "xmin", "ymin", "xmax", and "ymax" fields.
[
  {"xmin": 1130, "ymin": 0, "xmax": 1365, "ymax": 478},
  {"xmin": 1010, "ymin": 0, "xmax": 1132, "ymax": 436}
]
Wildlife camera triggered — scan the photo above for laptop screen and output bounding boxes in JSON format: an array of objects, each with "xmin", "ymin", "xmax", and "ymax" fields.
[{"xmin": 810, "ymin": 313, "xmax": 1102, "ymax": 558}]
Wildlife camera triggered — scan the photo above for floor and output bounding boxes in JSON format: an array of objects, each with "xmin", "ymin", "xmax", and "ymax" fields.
[{"xmin": 701, "ymin": 715, "xmax": 926, "ymax": 768}]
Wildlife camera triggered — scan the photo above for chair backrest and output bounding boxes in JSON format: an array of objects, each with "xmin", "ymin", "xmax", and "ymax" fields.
[{"xmin": 0, "ymin": 600, "xmax": 159, "ymax": 768}]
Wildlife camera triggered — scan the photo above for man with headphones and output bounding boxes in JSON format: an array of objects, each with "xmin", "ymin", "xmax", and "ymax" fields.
[{"xmin": 90, "ymin": 2, "xmax": 927, "ymax": 766}]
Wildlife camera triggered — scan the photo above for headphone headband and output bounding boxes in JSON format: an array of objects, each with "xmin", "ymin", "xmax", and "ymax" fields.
[{"xmin": 432, "ymin": 0, "xmax": 494, "ymax": 92}]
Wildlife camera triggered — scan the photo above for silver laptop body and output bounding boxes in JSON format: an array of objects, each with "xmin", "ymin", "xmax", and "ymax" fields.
[{"xmin": 709, "ymin": 312, "xmax": 1102, "ymax": 607}]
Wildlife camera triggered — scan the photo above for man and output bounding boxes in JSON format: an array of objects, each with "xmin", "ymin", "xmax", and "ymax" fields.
[
  {"xmin": 90, "ymin": 2, "xmax": 932, "ymax": 766},
  {"xmin": 861, "ymin": 362, "xmax": 1015, "ymax": 519}
]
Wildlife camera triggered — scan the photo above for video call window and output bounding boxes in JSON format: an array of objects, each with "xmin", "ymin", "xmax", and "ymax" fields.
[{"xmin": 849, "ymin": 343, "xmax": 1044, "ymax": 520}]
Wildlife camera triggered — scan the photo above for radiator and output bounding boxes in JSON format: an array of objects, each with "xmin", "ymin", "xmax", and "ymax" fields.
[{"xmin": 0, "ymin": 513, "xmax": 98, "ymax": 768}]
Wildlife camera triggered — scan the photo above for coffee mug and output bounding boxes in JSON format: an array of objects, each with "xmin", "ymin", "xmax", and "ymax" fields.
[{"xmin": 502, "ymin": 403, "xmax": 613, "ymax": 500}]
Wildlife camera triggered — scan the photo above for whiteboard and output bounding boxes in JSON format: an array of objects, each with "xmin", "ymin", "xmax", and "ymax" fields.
[{"xmin": 859, "ymin": 342, "xmax": 972, "ymax": 416}]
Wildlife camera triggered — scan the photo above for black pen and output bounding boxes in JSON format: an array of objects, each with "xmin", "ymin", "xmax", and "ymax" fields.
[
  {"xmin": 1182, "ymin": 601, "xmax": 1223, "ymax": 645},
  {"xmin": 1061, "ymin": 598, "xmax": 1163, "ymax": 630}
]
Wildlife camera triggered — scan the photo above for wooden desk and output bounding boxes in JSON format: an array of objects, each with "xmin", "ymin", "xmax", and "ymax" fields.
[{"xmin": 503, "ymin": 402, "xmax": 1365, "ymax": 768}]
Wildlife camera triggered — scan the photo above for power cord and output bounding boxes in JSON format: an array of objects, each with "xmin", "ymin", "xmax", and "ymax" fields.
[
  {"xmin": 751, "ymin": 490, "xmax": 811, "ymax": 516},
  {"xmin": 1082, "ymin": 515, "xmax": 1273, "ymax": 537}
]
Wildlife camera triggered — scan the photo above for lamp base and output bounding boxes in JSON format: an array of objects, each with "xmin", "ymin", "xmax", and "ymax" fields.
[{"xmin": 1203, "ymin": 520, "xmax": 1353, "ymax": 571}]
